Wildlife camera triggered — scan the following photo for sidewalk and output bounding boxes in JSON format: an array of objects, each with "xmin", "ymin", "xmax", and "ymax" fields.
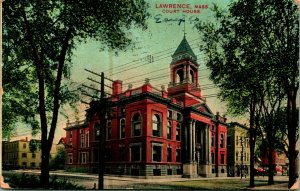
[{"xmin": 6, "ymin": 170, "xmax": 298, "ymax": 190}]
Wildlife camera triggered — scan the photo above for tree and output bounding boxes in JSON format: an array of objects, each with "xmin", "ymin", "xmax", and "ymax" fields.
[
  {"xmin": 196, "ymin": 0, "xmax": 298, "ymax": 187},
  {"xmin": 49, "ymin": 148, "xmax": 65, "ymax": 170},
  {"xmin": 3, "ymin": 1, "xmax": 149, "ymax": 188}
]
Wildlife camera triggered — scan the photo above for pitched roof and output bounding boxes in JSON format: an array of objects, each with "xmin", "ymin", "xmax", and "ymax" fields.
[{"xmin": 173, "ymin": 35, "xmax": 197, "ymax": 58}]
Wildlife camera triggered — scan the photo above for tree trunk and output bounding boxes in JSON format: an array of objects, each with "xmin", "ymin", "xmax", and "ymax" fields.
[
  {"xmin": 287, "ymin": 88, "xmax": 297, "ymax": 188},
  {"xmin": 40, "ymin": 141, "xmax": 50, "ymax": 188},
  {"xmin": 249, "ymin": 98, "xmax": 256, "ymax": 187},
  {"xmin": 267, "ymin": 141, "xmax": 274, "ymax": 185}
]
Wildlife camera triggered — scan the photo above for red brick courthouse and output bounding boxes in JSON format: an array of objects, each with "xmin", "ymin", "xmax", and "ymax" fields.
[{"xmin": 65, "ymin": 36, "xmax": 228, "ymax": 178}]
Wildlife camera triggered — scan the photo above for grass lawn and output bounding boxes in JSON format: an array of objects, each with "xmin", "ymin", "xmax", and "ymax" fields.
[{"xmin": 123, "ymin": 179, "xmax": 286, "ymax": 190}]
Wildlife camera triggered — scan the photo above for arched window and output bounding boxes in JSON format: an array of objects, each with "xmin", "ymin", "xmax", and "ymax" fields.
[
  {"xmin": 152, "ymin": 114, "xmax": 161, "ymax": 137},
  {"xmin": 176, "ymin": 69, "xmax": 183, "ymax": 83},
  {"xmin": 167, "ymin": 121, "xmax": 172, "ymax": 139},
  {"xmin": 132, "ymin": 113, "xmax": 142, "ymax": 137},
  {"xmin": 190, "ymin": 70, "xmax": 194, "ymax": 83},
  {"xmin": 220, "ymin": 133, "xmax": 224, "ymax": 148},
  {"xmin": 120, "ymin": 118, "xmax": 126, "ymax": 139}
]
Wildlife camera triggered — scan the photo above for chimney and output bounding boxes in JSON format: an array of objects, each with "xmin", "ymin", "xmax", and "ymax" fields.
[{"xmin": 112, "ymin": 80, "xmax": 122, "ymax": 95}]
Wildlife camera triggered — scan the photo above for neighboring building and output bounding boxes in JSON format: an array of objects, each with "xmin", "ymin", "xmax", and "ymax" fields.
[
  {"xmin": 3, "ymin": 138, "xmax": 58, "ymax": 169},
  {"xmin": 65, "ymin": 36, "xmax": 228, "ymax": 178},
  {"xmin": 227, "ymin": 122, "xmax": 250, "ymax": 177}
]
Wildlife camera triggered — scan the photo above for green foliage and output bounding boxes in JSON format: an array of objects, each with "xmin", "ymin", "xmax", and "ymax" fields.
[
  {"xmin": 6, "ymin": 173, "xmax": 84, "ymax": 189},
  {"xmin": 49, "ymin": 148, "xmax": 66, "ymax": 170},
  {"xmin": 3, "ymin": 0, "xmax": 150, "ymax": 139},
  {"xmin": 65, "ymin": 166, "xmax": 89, "ymax": 173},
  {"xmin": 195, "ymin": 0, "xmax": 298, "ymax": 117},
  {"xmin": 29, "ymin": 139, "xmax": 41, "ymax": 153}
]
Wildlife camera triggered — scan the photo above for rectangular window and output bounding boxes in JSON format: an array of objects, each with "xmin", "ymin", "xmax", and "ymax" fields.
[
  {"xmin": 94, "ymin": 123, "xmax": 101, "ymax": 141},
  {"xmin": 120, "ymin": 119, "xmax": 126, "ymax": 139},
  {"xmin": 167, "ymin": 148, "xmax": 172, "ymax": 162},
  {"xmin": 93, "ymin": 149, "xmax": 99, "ymax": 162},
  {"xmin": 168, "ymin": 110, "xmax": 173, "ymax": 119},
  {"xmin": 211, "ymin": 153, "xmax": 215, "ymax": 164},
  {"xmin": 167, "ymin": 121, "xmax": 172, "ymax": 140},
  {"xmin": 119, "ymin": 146, "xmax": 125, "ymax": 161},
  {"xmin": 176, "ymin": 124, "xmax": 181, "ymax": 141},
  {"xmin": 105, "ymin": 148, "xmax": 112, "ymax": 161},
  {"xmin": 211, "ymin": 134, "xmax": 215, "ymax": 147},
  {"xmin": 236, "ymin": 152, "xmax": 239, "ymax": 161},
  {"xmin": 176, "ymin": 113, "xmax": 182, "ymax": 121},
  {"xmin": 68, "ymin": 153, "xmax": 73, "ymax": 164},
  {"xmin": 152, "ymin": 145, "xmax": 162, "ymax": 162},
  {"xmin": 70, "ymin": 131, "xmax": 72, "ymax": 138},
  {"xmin": 32, "ymin": 153, "xmax": 36, "ymax": 158},
  {"xmin": 86, "ymin": 132, "xmax": 89, "ymax": 147},
  {"xmin": 23, "ymin": 143, "xmax": 26, "ymax": 149},
  {"xmin": 176, "ymin": 149, "xmax": 181, "ymax": 162},
  {"xmin": 131, "ymin": 145, "xmax": 141, "ymax": 162},
  {"xmin": 30, "ymin": 162, "xmax": 36, "ymax": 167},
  {"xmin": 133, "ymin": 123, "xmax": 141, "ymax": 136},
  {"xmin": 236, "ymin": 136, "xmax": 239, "ymax": 145},
  {"xmin": 22, "ymin": 153, "xmax": 27, "ymax": 158},
  {"xmin": 221, "ymin": 154, "xmax": 225, "ymax": 164}
]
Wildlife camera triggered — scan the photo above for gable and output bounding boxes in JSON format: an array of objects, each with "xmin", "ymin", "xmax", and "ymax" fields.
[{"xmin": 194, "ymin": 103, "xmax": 214, "ymax": 115}]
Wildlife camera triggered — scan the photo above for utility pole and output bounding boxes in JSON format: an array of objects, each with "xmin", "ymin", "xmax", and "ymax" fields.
[
  {"xmin": 240, "ymin": 137, "xmax": 244, "ymax": 179},
  {"xmin": 84, "ymin": 69, "xmax": 113, "ymax": 190},
  {"xmin": 98, "ymin": 72, "xmax": 106, "ymax": 190}
]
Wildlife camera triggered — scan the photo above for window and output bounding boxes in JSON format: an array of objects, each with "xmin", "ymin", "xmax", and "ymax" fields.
[
  {"xmin": 236, "ymin": 136, "xmax": 239, "ymax": 145},
  {"xmin": 30, "ymin": 162, "xmax": 36, "ymax": 167},
  {"xmin": 190, "ymin": 70, "xmax": 194, "ymax": 83},
  {"xmin": 167, "ymin": 110, "xmax": 173, "ymax": 118},
  {"xmin": 167, "ymin": 121, "xmax": 172, "ymax": 140},
  {"xmin": 176, "ymin": 69, "xmax": 183, "ymax": 83},
  {"xmin": 176, "ymin": 149, "xmax": 181, "ymax": 162},
  {"xmin": 80, "ymin": 131, "xmax": 84, "ymax": 148},
  {"xmin": 152, "ymin": 114, "xmax": 161, "ymax": 137},
  {"xmin": 68, "ymin": 153, "xmax": 73, "ymax": 164},
  {"xmin": 211, "ymin": 153, "xmax": 215, "ymax": 164},
  {"xmin": 220, "ymin": 133, "xmax": 225, "ymax": 148},
  {"xmin": 94, "ymin": 123, "xmax": 100, "ymax": 141},
  {"xmin": 120, "ymin": 118, "xmax": 126, "ymax": 139},
  {"xmin": 86, "ymin": 132, "xmax": 89, "ymax": 147},
  {"xmin": 93, "ymin": 149, "xmax": 98, "ymax": 162},
  {"xmin": 211, "ymin": 133, "xmax": 215, "ymax": 147},
  {"xmin": 22, "ymin": 153, "xmax": 27, "ymax": 158},
  {"xmin": 152, "ymin": 145, "xmax": 162, "ymax": 162},
  {"xmin": 120, "ymin": 107, "xmax": 126, "ymax": 117},
  {"xmin": 221, "ymin": 154, "xmax": 225, "ymax": 164},
  {"xmin": 176, "ymin": 123, "xmax": 181, "ymax": 141},
  {"xmin": 176, "ymin": 113, "xmax": 182, "ymax": 121},
  {"xmin": 131, "ymin": 145, "xmax": 141, "ymax": 162},
  {"xmin": 236, "ymin": 152, "xmax": 239, "ymax": 161},
  {"xmin": 247, "ymin": 153, "xmax": 249, "ymax": 161},
  {"xmin": 22, "ymin": 162, "xmax": 27, "ymax": 167},
  {"xmin": 107, "ymin": 121, "xmax": 112, "ymax": 140},
  {"xmin": 132, "ymin": 113, "xmax": 142, "ymax": 137},
  {"xmin": 70, "ymin": 131, "xmax": 72, "ymax": 138},
  {"xmin": 105, "ymin": 148, "xmax": 112, "ymax": 161},
  {"xmin": 119, "ymin": 146, "xmax": 125, "ymax": 161},
  {"xmin": 167, "ymin": 147, "xmax": 172, "ymax": 162},
  {"xmin": 23, "ymin": 143, "xmax": 26, "ymax": 149},
  {"xmin": 32, "ymin": 153, "xmax": 36, "ymax": 158}
]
